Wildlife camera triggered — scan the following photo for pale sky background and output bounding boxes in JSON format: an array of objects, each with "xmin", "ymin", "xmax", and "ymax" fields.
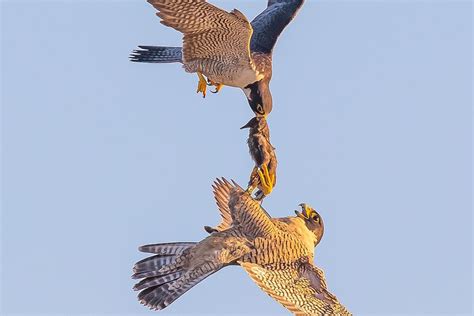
[{"xmin": 1, "ymin": 0, "xmax": 472, "ymax": 315}]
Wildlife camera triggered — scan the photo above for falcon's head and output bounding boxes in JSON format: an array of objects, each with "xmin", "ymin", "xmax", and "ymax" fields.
[
  {"xmin": 243, "ymin": 80, "xmax": 273, "ymax": 117},
  {"xmin": 295, "ymin": 203, "xmax": 324, "ymax": 246}
]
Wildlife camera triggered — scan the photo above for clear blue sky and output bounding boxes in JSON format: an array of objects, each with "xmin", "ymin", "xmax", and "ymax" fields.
[{"xmin": 1, "ymin": 0, "xmax": 472, "ymax": 315}]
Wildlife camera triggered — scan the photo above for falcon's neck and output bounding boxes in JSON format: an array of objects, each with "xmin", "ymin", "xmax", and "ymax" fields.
[
  {"xmin": 274, "ymin": 217, "xmax": 318, "ymax": 253},
  {"xmin": 251, "ymin": 52, "xmax": 273, "ymax": 80}
]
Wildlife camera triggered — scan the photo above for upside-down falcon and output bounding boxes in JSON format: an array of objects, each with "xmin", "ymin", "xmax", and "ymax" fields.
[
  {"xmin": 130, "ymin": 0, "xmax": 306, "ymax": 117},
  {"xmin": 132, "ymin": 179, "xmax": 350, "ymax": 315}
]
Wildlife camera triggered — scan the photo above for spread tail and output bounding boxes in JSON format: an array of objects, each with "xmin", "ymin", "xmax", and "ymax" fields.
[
  {"xmin": 130, "ymin": 46, "xmax": 183, "ymax": 63},
  {"xmin": 132, "ymin": 242, "xmax": 220, "ymax": 311}
]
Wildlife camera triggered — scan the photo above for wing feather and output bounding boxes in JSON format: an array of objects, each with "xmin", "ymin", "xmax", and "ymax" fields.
[
  {"xmin": 210, "ymin": 178, "xmax": 234, "ymax": 232},
  {"xmin": 207, "ymin": 178, "xmax": 274, "ymax": 236},
  {"xmin": 251, "ymin": 0, "xmax": 305, "ymax": 54},
  {"xmin": 228, "ymin": 182, "xmax": 275, "ymax": 238},
  {"xmin": 148, "ymin": 0, "xmax": 255, "ymax": 72},
  {"xmin": 240, "ymin": 260, "xmax": 351, "ymax": 315}
]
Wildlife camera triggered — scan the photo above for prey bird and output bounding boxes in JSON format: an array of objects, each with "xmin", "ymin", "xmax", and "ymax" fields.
[
  {"xmin": 130, "ymin": 0, "xmax": 306, "ymax": 117},
  {"xmin": 133, "ymin": 179, "xmax": 350, "ymax": 315},
  {"xmin": 241, "ymin": 116, "xmax": 277, "ymax": 200}
]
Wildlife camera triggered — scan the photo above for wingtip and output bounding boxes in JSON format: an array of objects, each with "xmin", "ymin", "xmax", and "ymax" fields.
[
  {"xmin": 213, "ymin": 177, "xmax": 234, "ymax": 187},
  {"xmin": 230, "ymin": 179, "xmax": 239, "ymax": 187}
]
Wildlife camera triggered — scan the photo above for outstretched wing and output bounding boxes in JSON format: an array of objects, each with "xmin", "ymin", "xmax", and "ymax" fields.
[
  {"xmin": 241, "ymin": 259, "xmax": 351, "ymax": 315},
  {"xmin": 147, "ymin": 0, "xmax": 255, "ymax": 71},
  {"xmin": 210, "ymin": 178, "xmax": 234, "ymax": 232},
  {"xmin": 208, "ymin": 178, "xmax": 273, "ymax": 235},
  {"xmin": 250, "ymin": 0, "xmax": 305, "ymax": 54},
  {"xmin": 228, "ymin": 180, "xmax": 275, "ymax": 238}
]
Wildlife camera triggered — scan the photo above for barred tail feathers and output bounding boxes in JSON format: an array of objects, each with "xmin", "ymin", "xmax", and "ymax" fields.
[
  {"xmin": 130, "ymin": 46, "xmax": 183, "ymax": 63},
  {"xmin": 132, "ymin": 242, "xmax": 219, "ymax": 311}
]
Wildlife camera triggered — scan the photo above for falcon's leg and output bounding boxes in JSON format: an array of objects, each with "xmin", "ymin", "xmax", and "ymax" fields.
[
  {"xmin": 257, "ymin": 164, "xmax": 275, "ymax": 197},
  {"xmin": 207, "ymin": 78, "xmax": 224, "ymax": 94},
  {"xmin": 196, "ymin": 72, "xmax": 207, "ymax": 98},
  {"xmin": 246, "ymin": 166, "xmax": 259, "ymax": 194}
]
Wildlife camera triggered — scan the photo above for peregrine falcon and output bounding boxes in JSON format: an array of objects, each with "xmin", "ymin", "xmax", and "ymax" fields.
[
  {"xmin": 133, "ymin": 179, "xmax": 350, "ymax": 315},
  {"xmin": 241, "ymin": 116, "xmax": 277, "ymax": 200},
  {"xmin": 130, "ymin": 0, "xmax": 306, "ymax": 116}
]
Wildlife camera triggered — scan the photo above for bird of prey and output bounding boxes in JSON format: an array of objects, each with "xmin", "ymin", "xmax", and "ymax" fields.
[
  {"xmin": 130, "ymin": 0, "xmax": 306, "ymax": 117},
  {"xmin": 133, "ymin": 179, "xmax": 350, "ymax": 315},
  {"xmin": 241, "ymin": 116, "xmax": 277, "ymax": 200}
]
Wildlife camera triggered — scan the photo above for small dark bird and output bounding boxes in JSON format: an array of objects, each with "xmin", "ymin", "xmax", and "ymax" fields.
[
  {"xmin": 241, "ymin": 116, "xmax": 277, "ymax": 200},
  {"xmin": 133, "ymin": 179, "xmax": 350, "ymax": 315},
  {"xmin": 130, "ymin": 0, "xmax": 306, "ymax": 116}
]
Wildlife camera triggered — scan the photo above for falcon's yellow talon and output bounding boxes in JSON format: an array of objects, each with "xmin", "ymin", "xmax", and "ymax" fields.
[
  {"xmin": 206, "ymin": 78, "xmax": 224, "ymax": 94},
  {"xmin": 257, "ymin": 164, "xmax": 274, "ymax": 196},
  {"xmin": 196, "ymin": 72, "xmax": 207, "ymax": 98},
  {"xmin": 211, "ymin": 83, "xmax": 224, "ymax": 94}
]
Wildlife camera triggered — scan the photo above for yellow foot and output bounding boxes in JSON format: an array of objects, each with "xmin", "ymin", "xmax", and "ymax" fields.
[
  {"xmin": 206, "ymin": 78, "xmax": 224, "ymax": 94},
  {"xmin": 211, "ymin": 83, "xmax": 224, "ymax": 94},
  {"xmin": 196, "ymin": 72, "xmax": 207, "ymax": 98},
  {"xmin": 257, "ymin": 164, "xmax": 275, "ymax": 197}
]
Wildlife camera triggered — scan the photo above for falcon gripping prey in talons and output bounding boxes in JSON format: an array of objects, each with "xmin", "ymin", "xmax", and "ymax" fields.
[
  {"xmin": 130, "ymin": 0, "xmax": 306, "ymax": 117},
  {"xmin": 133, "ymin": 179, "xmax": 351, "ymax": 315},
  {"xmin": 241, "ymin": 116, "xmax": 277, "ymax": 200}
]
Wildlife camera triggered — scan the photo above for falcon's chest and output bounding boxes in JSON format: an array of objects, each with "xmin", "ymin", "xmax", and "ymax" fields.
[
  {"xmin": 244, "ymin": 231, "xmax": 312, "ymax": 266},
  {"xmin": 198, "ymin": 53, "xmax": 270, "ymax": 88},
  {"xmin": 275, "ymin": 219, "xmax": 317, "ymax": 256},
  {"xmin": 205, "ymin": 66, "xmax": 263, "ymax": 89},
  {"xmin": 235, "ymin": 68, "xmax": 265, "ymax": 88}
]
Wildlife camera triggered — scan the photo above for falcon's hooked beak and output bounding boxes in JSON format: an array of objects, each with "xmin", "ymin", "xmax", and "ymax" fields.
[{"xmin": 295, "ymin": 203, "xmax": 313, "ymax": 220}]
